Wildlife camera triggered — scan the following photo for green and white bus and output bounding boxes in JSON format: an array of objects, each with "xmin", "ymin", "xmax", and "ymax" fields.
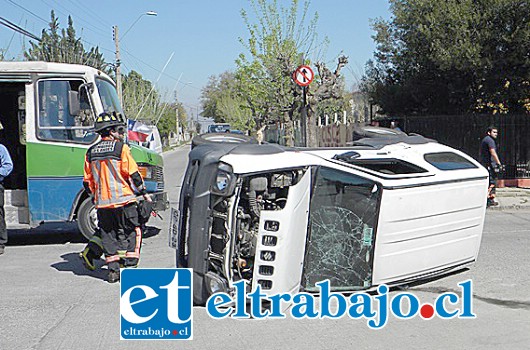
[{"xmin": 0, "ymin": 61, "xmax": 167, "ymax": 239}]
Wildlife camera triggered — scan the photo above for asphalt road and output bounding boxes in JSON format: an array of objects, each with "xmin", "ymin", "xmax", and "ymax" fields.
[{"xmin": 0, "ymin": 145, "xmax": 529, "ymax": 350}]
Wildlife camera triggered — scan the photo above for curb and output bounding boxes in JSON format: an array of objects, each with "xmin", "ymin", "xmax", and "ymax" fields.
[{"xmin": 487, "ymin": 205, "xmax": 530, "ymax": 211}]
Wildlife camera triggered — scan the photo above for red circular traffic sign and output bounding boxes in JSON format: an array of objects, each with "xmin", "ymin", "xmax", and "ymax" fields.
[{"xmin": 293, "ymin": 65, "xmax": 314, "ymax": 87}]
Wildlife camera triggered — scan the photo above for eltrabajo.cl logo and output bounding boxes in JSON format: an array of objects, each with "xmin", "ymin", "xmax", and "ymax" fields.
[{"xmin": 120, "ymin": 268, "xmax": 193, "ymax": 340}]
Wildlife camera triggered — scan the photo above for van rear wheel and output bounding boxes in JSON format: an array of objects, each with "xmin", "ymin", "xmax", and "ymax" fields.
[
  {"xmin": 191, "ymin": 132, "xmax": 256, "ymax": 149},
  {"xmin": 77, "ymin": 197, "xmax": 97, "ymax": 240}
]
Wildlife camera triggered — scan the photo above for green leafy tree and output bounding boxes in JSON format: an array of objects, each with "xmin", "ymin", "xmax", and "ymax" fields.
[
  {"xmin": 25, "ymin": 11, "xmax": 108, "ymax": 72},
  {"xmin": 201, "ymin": 71, "xmax": 254, "ymax": 132},
  {"xmin": 236, "ymin": 0, "xmax": 348, "ymax": 146},
  {"xmin": 237, "ymin": 0, "xmax": 323, "ymax": 146},
  {"xmin": 362, "ymin": 0, "xmax": 530, "ymax": 115},
  {"xmin": 121, "ymin": 70, "xmax": 161, "ymax": 122},
  {"xmin": 155, "ymin": 102, "xmax": 188, "ymax": 140}
]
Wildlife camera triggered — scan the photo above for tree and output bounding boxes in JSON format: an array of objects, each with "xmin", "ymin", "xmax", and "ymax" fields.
[
  {"xmin": 362, "ymin": 0, "xmax": 530, "ymax": 115},
  {"xmin": 121, "ymin": 70, "xmax": 160, "ymax": 122},
  {"xmin": 155, "ymin": 102, "xmax": 188, "ymax": 140},
  {"xmin": 307, "ymin": 55, "xmax": 348, "ymax": 143},
  {"xmin": 236, "ymin": 0, "xmax": 349, "ymax": 146},
  {"xmin": 201, "ymin": 71, "xmax": 254, "ymax": 132},
  {"xmin": 237, "ymin": 0, "xmax": 323, "ymax": 146},
  {"xmin": 25, "ymin": 11, "xmax": 108, "ymax": 72}
]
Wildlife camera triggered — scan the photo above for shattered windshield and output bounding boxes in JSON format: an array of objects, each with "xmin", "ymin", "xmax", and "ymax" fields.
[{"xmin": 304, "ymin": 166, "xmax": 380, "ymax": 291}]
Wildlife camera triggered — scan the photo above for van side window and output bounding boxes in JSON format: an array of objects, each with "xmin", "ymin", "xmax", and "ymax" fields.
[
  {"xmin": 424, "ymin": 152, "xmax": 478, "ymax": 170},
  {"xmin": 37, "ymin": 80, "xmax": 97, "ymax": 144}
]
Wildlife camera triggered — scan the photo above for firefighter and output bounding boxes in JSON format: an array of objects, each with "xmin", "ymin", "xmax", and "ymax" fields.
[{"xmin": 82, "ymin": 112, "xmax": 150, "ymax": 283}]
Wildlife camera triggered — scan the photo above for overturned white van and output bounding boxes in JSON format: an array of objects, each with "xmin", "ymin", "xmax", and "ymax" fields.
[{"xmin": 171, "ymin": 132, "xmax": 488, "ymax": 304}]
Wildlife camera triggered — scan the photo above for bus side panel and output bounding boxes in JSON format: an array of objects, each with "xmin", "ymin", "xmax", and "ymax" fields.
[
  {"xmin": 27, "ymin": 177, "xmax": 83, "ymax": 221},
  {"xmin": 372, "ymin": 179, "xmax": 488, "ymax": 284},
  {"xmin": 26, "ymin": 142, "xmax": 86, "ymax": 222}
]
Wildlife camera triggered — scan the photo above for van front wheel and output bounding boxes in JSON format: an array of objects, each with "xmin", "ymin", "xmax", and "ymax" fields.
[{"xmin": 77, "ymin": 197, "xmax": 97, "ymax": 240}]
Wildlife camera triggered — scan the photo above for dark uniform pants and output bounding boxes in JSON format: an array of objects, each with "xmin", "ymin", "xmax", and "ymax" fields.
[
  {"xmin": 0, "ymin": 184, "xmax": 6, "ymax": 246},
  {"xmin": 487, "ymin": 166, "xmax": 497, "ymax": 203},
  {"xmin": 97, "ymin": 203, "xmax": 141, "ymax": 272}
]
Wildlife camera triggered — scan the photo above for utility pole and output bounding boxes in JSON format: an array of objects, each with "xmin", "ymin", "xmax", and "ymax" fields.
[
  {"xmin": 113, "ymin": 25, "xmax": 122, "ymax": 103},
  {"xmin": 175, "ymin": 91, "xmax": 180, "ymax": 142},
  {"xmin": 112, "ymin": 11, "xmax": 157, "ymax": 104}
]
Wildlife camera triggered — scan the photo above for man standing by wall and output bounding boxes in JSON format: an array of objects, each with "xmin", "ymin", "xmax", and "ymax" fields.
[
  {"xmin": 83, "ymin": 112, "xmax": 150, "ymax": 282},
  {"xmin": 480, "ymin": 126, "xmax": 502, "ymax": 207},
  {"xmin": 0, "ymin": 139, "xmax": 13, "ymax": 255}
]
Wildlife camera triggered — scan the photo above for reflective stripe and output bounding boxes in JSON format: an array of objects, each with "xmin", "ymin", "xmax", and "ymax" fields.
[
  {"xmin": 125, "ymin": 252, "xmax": 140, "ymax": 258},
  {"xmin": 108, "ymin": 159, "xmax": 124, "ymax": 200},
  {"xmin": 106, "ymin": 159, "xmax": 119, "ymax": 203},
  {"xmin": 89, "ymin": 235, "xmax": 103, "ymax": 249},
  {"xmin": 91, "ymin": 162, "xmax": 102, "ymax": 201},
  {"xmin": 117, "ymin": 250, "xmax": 127, "ymax": 258},
  {"xmin": 132, "ymin": 226, "xmax": 142, "ymax": 258},
  {"xmin": 96, "ymin": 194, "xmax": 136, "ymax": 206},
  {"xmin": 105, "ymin": 255, "xmax": 120, "ymax": 263}
]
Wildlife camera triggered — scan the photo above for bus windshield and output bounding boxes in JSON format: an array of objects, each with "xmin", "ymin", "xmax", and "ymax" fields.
[{"xmin": 96, "ymin": 78, "xmax": 124, "ymax": 116}]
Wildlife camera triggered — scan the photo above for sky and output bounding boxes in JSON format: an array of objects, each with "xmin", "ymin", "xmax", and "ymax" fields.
[{"xmin": 0, "ymin": 0, "xmax": 392, "ymax": 118}]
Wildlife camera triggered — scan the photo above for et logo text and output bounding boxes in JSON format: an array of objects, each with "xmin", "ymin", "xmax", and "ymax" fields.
[{"xmin": 120, "ymin": 268, "xmax": 193, "ymax": 340}]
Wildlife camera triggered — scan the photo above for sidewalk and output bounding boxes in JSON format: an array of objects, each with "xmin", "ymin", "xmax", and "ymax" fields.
[{"xmin": 490, "ymin": 187, "xmax": 530, "ymax": 211}]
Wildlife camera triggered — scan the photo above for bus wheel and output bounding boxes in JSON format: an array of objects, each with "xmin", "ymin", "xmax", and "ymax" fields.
[{"xmin": 77, "ymin": 197, "xmax": 97, "ymax": 240}]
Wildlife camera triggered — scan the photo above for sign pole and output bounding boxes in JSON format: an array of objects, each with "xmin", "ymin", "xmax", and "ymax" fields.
[
  {"xmin": 301, "ymin": 86, "xmax": 307, "ymax": 147},
  {"xmin": 293, "ymin": 64, "xmax": 314, "ymax": 147}
]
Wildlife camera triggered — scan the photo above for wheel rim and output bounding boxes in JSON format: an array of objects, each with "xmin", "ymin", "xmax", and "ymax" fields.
[{"xmin": 89, "ymin": 206, "xmax": 98, "ymax": 231}]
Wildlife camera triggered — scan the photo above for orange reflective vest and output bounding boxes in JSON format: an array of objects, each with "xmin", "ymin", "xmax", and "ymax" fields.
[{"xmin": 83, "ymin": 137, "xmax": 140, "ymax": 209}]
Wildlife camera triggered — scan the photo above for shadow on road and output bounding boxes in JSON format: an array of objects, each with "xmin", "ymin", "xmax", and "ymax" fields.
[
  {"xmin": 7, "ymin": 224, "xmax": 161, "ymax": 247},
  {"xmin": 51, "ymin": 252, "xmax": 108, "ymax": 282},
  {"xmin": 7, "ymin": 223, "xmax": 86, "ymax": 246},
  {"xmin": 143, "ymin": 226, "xmax": 161, "ymax": 239}
]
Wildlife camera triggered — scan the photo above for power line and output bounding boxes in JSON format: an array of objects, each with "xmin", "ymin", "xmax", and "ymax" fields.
[
  {"xmin": 121, "ymin": 47, "xmax": 202, "ymax": 93},
  {"xmin": 4, "ymin": 0, "xmax": 49, "ymax": 24},
  {"xmin": 121, "ymin": 47, "xmax": 180, "ymax": 82},
  {"xmin": 40, "ymin": 0, "xmax": 109, "ymax": 38},
  {"xmin": 67, "ymin": 0, "xmax": 111, "ymax": 30},
  {"xmin": 0, "ymin": 16, "xmax": 41, "ymax": 41}
]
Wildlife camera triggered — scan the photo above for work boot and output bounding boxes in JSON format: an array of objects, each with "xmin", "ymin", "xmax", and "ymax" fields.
[
  {"xmin": 124, "ymin": 258, "xmax": 139, "ymax": 268},
  {"xmin": 108, "ymin": 270, "xmax": 120, "ymax": 283},
  {"xmin": 0, "ymin": 245, "xmax": 4, "ymax": 255},
  {"xmin": 80, "ymin": 247, "xmax": 96, "ymax": 271}
]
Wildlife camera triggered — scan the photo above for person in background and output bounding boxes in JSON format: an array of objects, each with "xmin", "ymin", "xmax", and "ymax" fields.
[
  {"xmin": 0, "ymin": 138, "xmax": 13, "ymax": 255},
  {"xmin": 390, "ymin": 120, "xmax": 402, "ymax": 131},
  {"xmin": 480, "ymin": 126, "xmax": 502, "ymax": 207}
]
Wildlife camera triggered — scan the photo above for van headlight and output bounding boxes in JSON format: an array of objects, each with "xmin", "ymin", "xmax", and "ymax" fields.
[
  {"xmin": 205, "ymin": 271, "xmax": 228, "ymax": 294},
  {"xmin": 211, "ymin": 163, "xmax": 236, "ymax": 196}
]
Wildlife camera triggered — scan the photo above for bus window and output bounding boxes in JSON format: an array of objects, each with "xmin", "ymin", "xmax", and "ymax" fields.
[{"xmin": 37, "ymin": 80, "xmax": 97, "ymax": 144}]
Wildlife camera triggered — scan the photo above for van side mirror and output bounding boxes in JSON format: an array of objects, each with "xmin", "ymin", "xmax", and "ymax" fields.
[{"xmin": 68, "ymin": 90, "xmax": 80, "ymax": 116}]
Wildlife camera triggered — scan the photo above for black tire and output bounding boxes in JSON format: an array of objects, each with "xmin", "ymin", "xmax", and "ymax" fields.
[
  {"xmin": 352, "ymin": 125, "xmax": 407, "ymax": 141},
  {"xmin": 77, "ymin": 197, "xmax": 97, "ymax": 240},
  {"xmin": 191, "ymin": 132, "xmax": 256, "ymax": 149}
]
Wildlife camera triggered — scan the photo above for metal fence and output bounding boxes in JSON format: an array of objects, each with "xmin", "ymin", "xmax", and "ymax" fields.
[
  {"xmin": 263, "ymin": 114, "xmax": 530, "ymax": 179},
  {"xmin": 395, "ymin": 114, "xmax": 530, "ymax": 179}
]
